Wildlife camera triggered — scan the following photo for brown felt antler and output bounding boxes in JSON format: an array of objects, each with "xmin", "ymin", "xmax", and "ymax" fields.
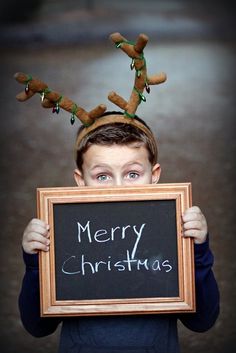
[
  {"xmin": 14, "ymin": 72, "xmax": 107, "ymax": 126},
  {"xmin": 108, "ymin": 33, "xmax": 167, "ymax": 116}
]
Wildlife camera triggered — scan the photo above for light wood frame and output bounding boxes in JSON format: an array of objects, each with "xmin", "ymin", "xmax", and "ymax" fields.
[{"xmin": 37, "ymin": 183, "xmax": 195, "ymax": 317}]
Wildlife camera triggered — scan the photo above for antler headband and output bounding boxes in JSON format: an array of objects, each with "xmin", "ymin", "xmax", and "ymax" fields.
[{"xmin": 14, "ymin": 33, "xmax": 166, "ymax": 161}]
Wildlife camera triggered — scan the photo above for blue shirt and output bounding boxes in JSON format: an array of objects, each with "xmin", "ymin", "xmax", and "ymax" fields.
[{"xmin": 19, "ymin": 238, "xmax": 219, "ymax": 353}]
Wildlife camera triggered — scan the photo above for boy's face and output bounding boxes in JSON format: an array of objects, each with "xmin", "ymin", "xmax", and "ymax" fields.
[{"xmin": 74, "ymin": 143, "xmax": 161, "ymax": 187}]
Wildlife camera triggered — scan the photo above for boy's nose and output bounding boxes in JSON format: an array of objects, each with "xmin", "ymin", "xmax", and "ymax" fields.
[{"xmin": 113, "ymin": 176, "xmax": 124, "ymax": 186}]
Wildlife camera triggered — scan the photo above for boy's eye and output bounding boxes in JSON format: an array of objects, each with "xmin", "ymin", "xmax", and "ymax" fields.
[
  {"xmin": 97, "ymin": 174, "xmax": 110, "ymax": 182},
  {"xmin": 127, "ymin": 172, "xmax": 139, "ymax": 179}
]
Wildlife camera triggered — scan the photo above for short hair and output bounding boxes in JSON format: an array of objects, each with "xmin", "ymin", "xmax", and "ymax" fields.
[{"xmin": 75, "ymin": 111, "xmax": 158, "ymax": 171}]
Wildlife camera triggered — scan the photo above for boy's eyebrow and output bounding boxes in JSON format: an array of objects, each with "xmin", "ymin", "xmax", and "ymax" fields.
[
  {"xmin": 90, "ymin": 161, "xmax": 145, "ymax": 171},
  {"xmin": 90, "ymin": 164, "xmax": 112, "ymax": 171},
  {"xmin": 122, "ymin": 161, "xmax": 145, "ymax": 169}
]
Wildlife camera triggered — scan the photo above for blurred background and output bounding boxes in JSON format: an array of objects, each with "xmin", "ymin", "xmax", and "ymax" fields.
[{"xmin": 0, "ymin": 0, "xmax": 235, "ymax": 352}]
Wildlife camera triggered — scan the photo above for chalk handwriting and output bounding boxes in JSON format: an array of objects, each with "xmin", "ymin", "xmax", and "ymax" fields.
[
  {"xmin": 62, "ymin": 250, "xmax": 173, "ymax": 276},
  {"xmin": 60, "ymin": 220, "xmax": 173, "ymax": 277},
  {"xmin": 77, "ymin": 221, "xmax": 145, "ymax": 259}
]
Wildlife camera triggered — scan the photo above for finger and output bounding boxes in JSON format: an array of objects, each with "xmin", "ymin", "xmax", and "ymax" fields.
[
  {"xmin": 29, "ymin": 219, "xmax": 50, "ymax": 234},
  {"xmin": 183, "ymin": 229, "xmax": 202, "ymax": 238},
  {"xmin": 27, "ymin": 241, "xmax": 50, "ymax": 254},
  {"xmin": 183, "ymin": 206, "xmax": 201, "ymax": 217},
  {"xmin": 25, "ymin": 223, "xmax": 50, "ymax": 237},
  {"xmin": 184, "ymin": 206, "xmax": 201, "ymax": 214},
  {"xmin": 31, "ymin": 218, "xmax": 49, "ymax": 228},
  {"xmin": 182, "ymin": 212, "xmax": 202, "ymax": 223},
  {"xmin": 183, "ymin": 220, "xmax": 202, "ymax": 231},
  {"xmin": 24, "ymin": 232, "xmax": 50, "ymax": 246}
]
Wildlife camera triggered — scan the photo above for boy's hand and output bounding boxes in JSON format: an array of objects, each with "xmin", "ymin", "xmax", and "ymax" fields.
[
  {"xmin": 182, "ymin": 206, "xmax": 208, "ymax": 244},
  {"xmin": 22, "ymin": 218, "xmax": 50, "ymax": 254}
]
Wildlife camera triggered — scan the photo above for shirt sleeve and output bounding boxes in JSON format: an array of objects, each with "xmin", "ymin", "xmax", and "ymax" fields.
[
  {"xmin": 179, "ymin": 236, "xmax": 220, "ymax": 332},
  {"xmin": 18, "ymin": 250, "xmax": 62, "ymax": 337}
]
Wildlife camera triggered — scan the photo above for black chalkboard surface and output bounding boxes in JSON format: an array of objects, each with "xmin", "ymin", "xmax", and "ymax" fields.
[
  {"xmin": 37, "ymin": 184, "xmax": 195, "ymax": 316},
  {"xmin": 54, "ymin": 200, "xmax": 178, "ymax": 301}
]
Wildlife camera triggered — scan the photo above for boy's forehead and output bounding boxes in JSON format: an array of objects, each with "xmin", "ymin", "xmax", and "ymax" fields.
[{"xmin": 83, "ymin": 144, "xmax": 150, "ymax": 167}]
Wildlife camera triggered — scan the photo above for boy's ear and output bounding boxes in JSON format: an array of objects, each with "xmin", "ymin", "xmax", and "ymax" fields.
[
  {"xmin": 151, "ymin": 163, "xmax": 161, "ymax": 184},
  {"xmin": 74, "ymin": 169, "xmax": 85, "ymax": 186}
]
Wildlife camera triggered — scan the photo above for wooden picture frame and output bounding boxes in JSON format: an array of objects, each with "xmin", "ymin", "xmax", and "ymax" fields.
[{"xmin": 37, "ymin": 183, "xmax": 195, "ymax": 317}]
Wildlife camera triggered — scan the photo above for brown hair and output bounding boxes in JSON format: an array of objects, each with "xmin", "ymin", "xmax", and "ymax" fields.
[{"xmin": 75, "ymin": 111, "xmax": 158, "ymax": 171}]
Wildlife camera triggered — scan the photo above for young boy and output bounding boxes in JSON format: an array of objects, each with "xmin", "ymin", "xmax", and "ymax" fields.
[{"xmin": 19, "ymin": 112, "xmax": 219, "ymax": 353}]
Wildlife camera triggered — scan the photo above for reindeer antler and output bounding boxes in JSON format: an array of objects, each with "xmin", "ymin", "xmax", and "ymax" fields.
[
  {"xmin": 108, "ymin": 33, "xmax": 167, "ymax": 117},
  {"xmin": 14, "ymin": 72, "xmax": 107, "ymax": 126}
]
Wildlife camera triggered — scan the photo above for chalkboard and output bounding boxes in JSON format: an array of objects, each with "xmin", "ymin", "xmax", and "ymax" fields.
[
  {"xmin": 54, "ymin": 199, "xmax": 178, "ymax": 301},
  {"xmin": 37, "ymin": 183, "xmax": 195, "ymax": 317}
]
